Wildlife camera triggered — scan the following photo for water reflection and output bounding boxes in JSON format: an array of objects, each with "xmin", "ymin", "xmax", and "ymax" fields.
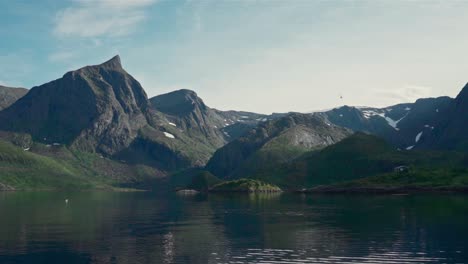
[{"xmin": 0, "ymin": 192, "xmax": 467, "ymax": 263}]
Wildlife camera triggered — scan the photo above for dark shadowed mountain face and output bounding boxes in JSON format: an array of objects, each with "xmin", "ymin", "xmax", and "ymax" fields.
[
  {"xmin": 419, "ymin": 83, "xmax": 468, "ymax": 150},
  {"xmin": 205, "ymin": 113, "xmax": 351, "ymax": 179},
  {"xmin": 318, "ymin": 96, "xmax": 453, "ymax": 150},
  {"xmin": 0, "ymin": 86, "xmax": 28, "ymax": 110},
  {"xmin": 0, "ymin": 55, "xmax": 149, "ymax": 155}
]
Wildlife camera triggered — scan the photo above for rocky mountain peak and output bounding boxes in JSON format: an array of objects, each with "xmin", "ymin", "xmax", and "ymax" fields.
[
  {"xmin": 150, "ymin": 89, "xmax": 207, "ymax": 116},
  {"xmin": 0, "ymin": 56, "xmax": 151, "ymax": 155},
  {"xmin": 100, "ymin": 55, "xmax": 122, "ymax": 69}
]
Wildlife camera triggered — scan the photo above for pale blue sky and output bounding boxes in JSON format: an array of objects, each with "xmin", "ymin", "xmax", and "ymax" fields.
[{"xmin": 1, "ymin": 0, "xmax": 468, "ymax": 114}]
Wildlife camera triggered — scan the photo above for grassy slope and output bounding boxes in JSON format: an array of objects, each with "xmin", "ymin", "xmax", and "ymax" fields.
[
  {"xmin": 331, "ymin": 168, "xmax": 468, "ymax": 190},
  {"xmin": 251, "ymin": 133, "xmax": 468, "ymax": 189},
  {"xmin": 228, "ymin": 126, "xmax": 325, "ymax": 178},
  {"xmin": 0, "ymin": 139, "xmax": 159, "ymax": 190},
  {"xmin": 0, "ymin": 140, "xmax": 102, "ymax": 190}
]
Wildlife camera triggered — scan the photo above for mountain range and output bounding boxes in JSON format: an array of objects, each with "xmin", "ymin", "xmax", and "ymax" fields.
[{"xmin": 0, "ymin": 55, "xmax": 467, "ymax": 191}]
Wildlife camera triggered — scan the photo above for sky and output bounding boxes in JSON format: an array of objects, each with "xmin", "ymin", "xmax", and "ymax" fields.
[{"xmin": 1, "ymin": 0, "xmax": 468, "ymax": 114}]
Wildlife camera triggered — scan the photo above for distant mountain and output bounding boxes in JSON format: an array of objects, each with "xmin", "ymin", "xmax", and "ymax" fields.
[
  {"xmin": 317, "ymin": 96, "xmax": 453, "ymax": 149},
  {"xmin": 0, "ymin": 85, "xmax": 28, "ymax": 110},
  {"xmin": 214, "ymin": 109, "xmax": 271, "ymax": 140},
  {"xmin": 151, "ymin": 89, "xmax": 226, "ymax": 149},
  {"xmin": 419, "ymin": 83, "xmax": 468, "ymax": 150},
  {"xmin": 150, "ymin": 89, "xmax": 269, "ymax": 148},
  {"xmin": 205, "ymin": 113, "xmax": 351, "ymax": 179}
]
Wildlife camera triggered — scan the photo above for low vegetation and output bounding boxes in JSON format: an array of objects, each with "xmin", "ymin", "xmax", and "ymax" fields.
[
  {"xmin": 210, "ymin": 179, "xmax": 282, "ymax": 193},
  {"xmin": 0, "ymin": 139, "xmax": 158, "ymax": 191}
]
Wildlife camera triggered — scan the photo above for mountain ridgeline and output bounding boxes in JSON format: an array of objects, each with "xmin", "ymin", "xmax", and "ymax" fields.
[
  {"xmin": 317, "ymin": 96, "xmax": 453, "ymax": 150},
  {"xmin": 149, "ymin": 89, "xmax": 266, "ymax": 150},
  {"xmin": 0, "ymin": 56, "xmax": 214, "ymax": 176},
  {"xmin": 0, "ymin": 55, "xmax": 467, "ymax": 191},
  {"xmin": 205, "ymin": 113, "xmax": 351, "ymax": 179},
  {"xmin": 0, "ymin": 85, "xmax": 28, "ymax": 111}
]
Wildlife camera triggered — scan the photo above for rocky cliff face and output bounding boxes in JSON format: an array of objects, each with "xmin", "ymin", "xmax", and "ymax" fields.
[
  {"xmin": 150, "ymin": 89, "xmax": 228, "ymax": 149},
  {"xmin": 150, "ymin": 89, "xmax": 271, "ymax": 149},
  {"xmin": 419, "ymin": 83, "xmax": 468, "ymax": 150},
  {"xmin": 0, "ymin": 56, "xmax": 149, "ymax": 155},
  {"xmin": 205, "ymin": 113, "xmax": 351, "ymax": 178},
  {"xmin": 0, "ymin": 85, "xmax": 28, "ymax": 111}
]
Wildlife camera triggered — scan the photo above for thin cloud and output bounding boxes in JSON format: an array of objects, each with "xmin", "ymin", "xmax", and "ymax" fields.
[
  {"xmin": 375, "ymin": 85, "xmax": 433, "ymax": 103},
  {"xmin": 48, "ymin": 50, "xmax": 77, "ymax": 62},
  {"xmin": 0, "ymin": 53, "xmax": 34, "ymax": 88},
  {"xmin": 53, "ymin": 0, "xmax": 157, "ymax": 38}
]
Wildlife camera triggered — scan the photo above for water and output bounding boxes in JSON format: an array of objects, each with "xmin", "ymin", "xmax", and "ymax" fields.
[{"xmin": 0, "ymin": 192, "xmax": 467, "ymax": 264}]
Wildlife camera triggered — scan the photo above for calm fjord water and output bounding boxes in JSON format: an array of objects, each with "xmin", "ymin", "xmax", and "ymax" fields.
[{"xmin": 0, "ymin": 192, "xmax": 467, "ymax": 264}]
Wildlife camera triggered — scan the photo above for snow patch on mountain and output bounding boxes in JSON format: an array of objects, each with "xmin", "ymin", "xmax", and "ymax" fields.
[
  {"xmin": 361, "ymin": 109, "xmax": 408, "ymax": 130},
  {"xmin": 164, "ymin": 132, "xmax": 175, "ymax": 139},
  {"xmin": 378, "ymin": 114, "xmax": 400, "ymax": 130},
  {"xmin": 415, "ymin": 131, "xmax": 423, "ymax": 143}
]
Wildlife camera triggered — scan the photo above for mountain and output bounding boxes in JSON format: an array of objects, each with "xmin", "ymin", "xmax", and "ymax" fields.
[
  {"xmin": 150, "ymin": 89, "xmax": 228, "ymax": 149},
  {"xmin": 249, "ymin": 132, "xmax": 468, "ymax": 189},
  {"xmin": 214, "ymin": 109, "xmax": 271, "ymax": 140},
  {"xmin": 0, "ymin": 56, "xmax": 229, "ymax": 174},
  {"xmin": 317, "ymin": 96, "xmax": 453, "ymax": 149},
  {"xmin": 205, "ymin": 113, "xmax": 351, "ymax": 179},
  {"xmin": 0, "ymin": 55, "xmax": 149, "ymax": 155},
  {"xmin": 150, "ymin": 89, "xmax": 268, "ymax": 145},
  {"xmin": 0, "ymin": 85, "xmax": 28, "ymax": 110},
  {"xmin": 413, "ymin": 83, "xmax": 468, "ymax": 150}
]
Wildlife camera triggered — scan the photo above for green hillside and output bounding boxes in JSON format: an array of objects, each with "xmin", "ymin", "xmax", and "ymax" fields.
[
  {"xmin": 210, "ymin": 179, "xmax": 282, "ymax": 193},
  {"xmin": 251, "ymin": 133, "xmax": 468, "ymax": 189},
  {"xmin": 205, "ymin": 113, "xmax": 351, "ymax": 178},
  {"xmin": 0, "ymin": 139, "xmax": 158, "ymax": 191}
]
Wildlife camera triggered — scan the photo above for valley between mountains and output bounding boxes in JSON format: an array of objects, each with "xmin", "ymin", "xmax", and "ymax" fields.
[{"xmin": 1, "ymin": 56, "xmax": 467, "ymax": 192}]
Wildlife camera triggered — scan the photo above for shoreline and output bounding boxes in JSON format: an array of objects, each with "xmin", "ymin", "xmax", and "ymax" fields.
[
  {"xmin": 0, "ymin": 187, "xmax": 148, "ymax": 192},
  {"xmin": 298, "ymin": 186, "xmax": 468, "ymax": 194}
]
